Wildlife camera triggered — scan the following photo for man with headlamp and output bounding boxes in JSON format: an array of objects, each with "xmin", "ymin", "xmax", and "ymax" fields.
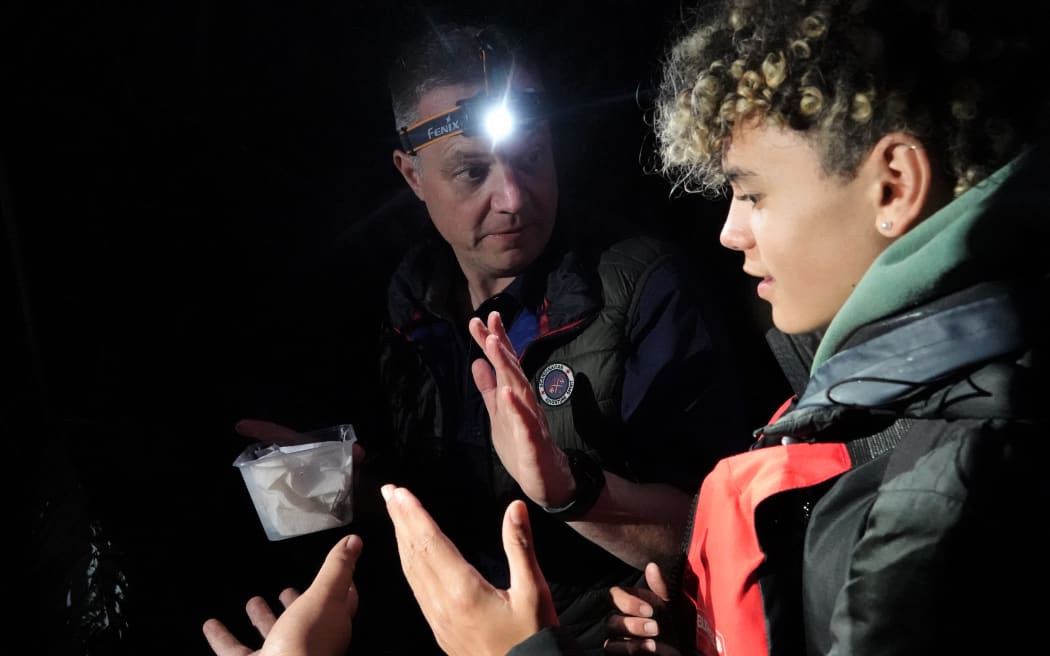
[{"xmin": 370, "ymin": 22, "xmax": 749, "ymax": 654}]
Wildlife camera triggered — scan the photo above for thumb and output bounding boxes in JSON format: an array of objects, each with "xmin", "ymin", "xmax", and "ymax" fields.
[
  {"xmin": 471, "ymin": 358, "xmax": 499, "ymax": 417},
  {"xmin": 471, "ymin": 357, "xmax": 497, "ymax": 395},
  {"xmin": 645, "ymin": 561, "xmax": 671, "ymax": 602},
  {"xmin": 504, "ymin": 500, "xmax": 557, "ymax": 626},
  {"xmin": 308, "ymin": 534, "xmax": 364, "ymax": 609}
]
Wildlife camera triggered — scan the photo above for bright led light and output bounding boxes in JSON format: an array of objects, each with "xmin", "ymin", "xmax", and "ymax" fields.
[
  {"xmin": 484, "ymin": 104, "xmax": 514, "ymax": 142},
  {"xmin": 400, "ymin": 91, "xmax": 543, "ymax": 154}
]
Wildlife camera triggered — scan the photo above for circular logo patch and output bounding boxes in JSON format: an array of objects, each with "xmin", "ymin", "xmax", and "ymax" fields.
[{"xmin": 538, "ymin": 363, "xmax": 575, "ymax": 406}]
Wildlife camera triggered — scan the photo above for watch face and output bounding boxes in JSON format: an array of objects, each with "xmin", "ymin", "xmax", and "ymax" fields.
[{"xmin": 538, "ymin": 362, "xmax": 575, "ymax": 406}]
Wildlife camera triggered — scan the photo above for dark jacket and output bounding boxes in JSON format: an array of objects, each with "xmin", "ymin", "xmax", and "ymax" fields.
[
  {"xmin": 374, "ymin": 224, "xmax": 747, "ymax": 652},
  {"xmin": 759, "ymin": 277, "xmax": 1046, "ymax": 655},
  {"xmin": 511, "ymin": 146, "xmax": 1050, "ymax": 656}
]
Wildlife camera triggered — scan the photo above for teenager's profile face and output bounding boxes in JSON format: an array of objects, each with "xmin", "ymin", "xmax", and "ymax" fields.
[
  {"xmin": 393, "ymin": 69, "xmax": 558, "ymax": 292},
  {"xmin": 718, "ymin": 121, "xmax": 889, "ymax": 334}
]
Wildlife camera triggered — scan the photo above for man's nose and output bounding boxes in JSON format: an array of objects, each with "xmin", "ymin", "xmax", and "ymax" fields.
[
  {"xmin": 719, "ymin": 200, "xmax": 754, "ymax": 252},
  {"xmin": 491, "ymin": 163, "xmax": 525, "ymax": 215}
]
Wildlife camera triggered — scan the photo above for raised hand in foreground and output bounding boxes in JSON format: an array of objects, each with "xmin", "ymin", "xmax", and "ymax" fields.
[
  {"xmin": 202, "ymin": 534, "xmax": 362, "ymax": 656},
  {"xmin": 383, "ymin": 483, "xmax": 558, "ymax": 656},
  {"xmin": 604, "ymin": 562, "xmax": 681, "ymax": 656}
]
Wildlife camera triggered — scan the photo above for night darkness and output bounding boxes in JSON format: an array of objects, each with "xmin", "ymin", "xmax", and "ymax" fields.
[{"xmin": 7, "ymin": 2, "xmax": 787, "ymax": 654}]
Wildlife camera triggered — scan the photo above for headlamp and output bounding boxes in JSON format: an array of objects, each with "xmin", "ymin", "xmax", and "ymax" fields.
[{"xmin": 398, "ymin": 89, "xmax": 548, "ymax": 155}]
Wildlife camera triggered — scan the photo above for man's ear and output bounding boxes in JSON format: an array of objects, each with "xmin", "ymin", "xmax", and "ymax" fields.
[
  {"xmin": 870, "ymin": 133, "xmax": 933, "ymax": 238},
  {"xmin": 392, "ymin": 150, "xmax": 426, "ymax": 201}
]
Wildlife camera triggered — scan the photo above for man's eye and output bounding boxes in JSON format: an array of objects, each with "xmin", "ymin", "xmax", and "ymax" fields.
[
  {"xmin": 459, "ymin": 165, "xmax": 489, "ymax": 181},
  {"xmin": 734, "ymin": 193, "xmax": 760, "ymax": 205}
]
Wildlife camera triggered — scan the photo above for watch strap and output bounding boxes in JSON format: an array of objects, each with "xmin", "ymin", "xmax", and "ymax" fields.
[{"xmin": 541, "ymin": 449, "xmax": 606, "ymax": 521}]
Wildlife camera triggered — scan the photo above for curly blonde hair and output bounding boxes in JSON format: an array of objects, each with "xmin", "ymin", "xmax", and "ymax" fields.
[{"xmin": 655, "ymin": 0, "xmax": 1049, "ymax": 197}]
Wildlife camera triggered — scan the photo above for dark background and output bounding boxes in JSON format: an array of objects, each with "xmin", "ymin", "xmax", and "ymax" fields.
[{"xmin": 6, "ymin": 1, "xmax": 788, "ymax": 654}]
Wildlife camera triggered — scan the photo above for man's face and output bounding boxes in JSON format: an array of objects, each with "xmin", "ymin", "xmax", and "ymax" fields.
[
  {"xmin": 393, "ymin": 71, "xmax": 558, "ymax": 292},
  {"xmin": 719, "ymin": 121, "xmax": 888, "ymax": 333}
]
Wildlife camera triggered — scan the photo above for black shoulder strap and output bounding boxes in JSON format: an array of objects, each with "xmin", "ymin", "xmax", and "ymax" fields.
[
  {"xmin": 846, "ymin": 418, "xmax": 915, "ymax": 467},
  {"xmin": 765, "ymin": 328, "xmax": 824, "ymax": 397}
]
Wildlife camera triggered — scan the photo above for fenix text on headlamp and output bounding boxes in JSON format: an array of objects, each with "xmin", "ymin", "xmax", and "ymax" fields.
[{"xmin": 398, "ymin": 89, "xmax": 548, "ymax": 155}]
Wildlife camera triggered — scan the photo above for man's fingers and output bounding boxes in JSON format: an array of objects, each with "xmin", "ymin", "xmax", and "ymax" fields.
[
  {"xmin": 201, "ymin": 618, "xmax": 253, "ymax": 656},
  {"xmin": 602, "ymin": 637, "xmax": 660, "ymax": 655},
  {"xmin": 472, "ymin": 308, "xmax": 541, "ymax": 417},
  {"xmin": 603, "ymin": 638, "xmax": 655, "ymax": 655},
  {"xmin": 478, "ymin": 312, "xmax": 530, "ymax": 390},
  {"xmin": 468, "ymin": 316, "xmax": 491, "ymax": 350},
  {"xmin": 605, "ymin": 612, "xmax": 661, "ymax": 640},
  {"xmin": 244, "ymin": 595, "xmax": 278, "ymax": 637},
  {"xmin": 608, "ymin": 586, "xmax": 656, "ymax": 616},
  {"xmin": 278, "ymin": 587, "xmax": 301, "ymax": 609},
  {"xmin": 468, "ymin": 318, "xmax": 501, "ymax": 414},
  {"xmin": 484, "ymin": 332, "xmax": 530, "ymax": 388},
  {"xmin": 471, "ymin": 312, "xmax": 522, "ymax": 378},
  {"xmin": 487, "ymin": 310, "xmax": 509, "ymax": 342},
  {"xmin": 605, "ymin": 566, "xmax": 680, "ymax": 656},
  {"xmin": 604, "ymin": 636, "xmax": 682, "ymax": 656},
  {"xmin": 644, "ymin": 562, "xmax": 671, "ymax": 601}
]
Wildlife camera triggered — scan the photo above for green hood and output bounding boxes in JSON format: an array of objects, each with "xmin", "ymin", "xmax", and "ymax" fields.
[{"xmin": 813, "ymin": 145, "xmax": 1050, "ymax": 371}]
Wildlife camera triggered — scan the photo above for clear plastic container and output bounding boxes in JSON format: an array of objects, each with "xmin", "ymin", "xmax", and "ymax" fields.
[{"xmin": 233, "ymin": 424, "xmax": 356, "ymax": 541}]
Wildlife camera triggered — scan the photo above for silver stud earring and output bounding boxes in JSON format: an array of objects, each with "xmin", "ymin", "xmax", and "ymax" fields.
[{"xmin": 880, "ymin": 221, "xmax": 893, "ymax": 231}]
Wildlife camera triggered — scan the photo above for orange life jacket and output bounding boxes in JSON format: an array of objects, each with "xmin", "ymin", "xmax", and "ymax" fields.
[{"xmin": 681, "ymin": 398, "xmax": 852, "ymax": 656}]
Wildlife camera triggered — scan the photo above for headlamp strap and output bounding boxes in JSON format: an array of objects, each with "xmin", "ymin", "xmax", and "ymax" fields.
[
  {"xmin": 398, "ymin": 104, "xmax": 467, "ymax": 155},
  {"xmin": 398, "ymin": 90, "xmax": 548, "ymax": 155},
  {"xmin": 398, "ymin": 29, "xmax": 521, "ymax": 154}
]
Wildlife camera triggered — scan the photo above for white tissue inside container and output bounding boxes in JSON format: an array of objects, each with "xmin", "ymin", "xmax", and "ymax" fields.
[{"xmin": 235, "ymin": 440, "xmax": 354, "ymax": 540}]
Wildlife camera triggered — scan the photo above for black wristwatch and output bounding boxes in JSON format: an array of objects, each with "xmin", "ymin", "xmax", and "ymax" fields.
[{"xmin": 541, "ymin": 449, "xmax": 606, "ymax": 521}]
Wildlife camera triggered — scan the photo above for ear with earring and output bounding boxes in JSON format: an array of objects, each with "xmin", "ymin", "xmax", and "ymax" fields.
[{"xmin": 880, "ymin": 221, "xmax": 893, "ymax": 231}]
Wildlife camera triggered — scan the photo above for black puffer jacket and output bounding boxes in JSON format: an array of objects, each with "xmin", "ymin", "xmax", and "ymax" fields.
[
  {"xmin": 757, "ymin": 277, "xmax": 1048, "ymax": 656},
  {"xmin": 374, "ymin": 226, "xmax": 746, "ymax": 653}
]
